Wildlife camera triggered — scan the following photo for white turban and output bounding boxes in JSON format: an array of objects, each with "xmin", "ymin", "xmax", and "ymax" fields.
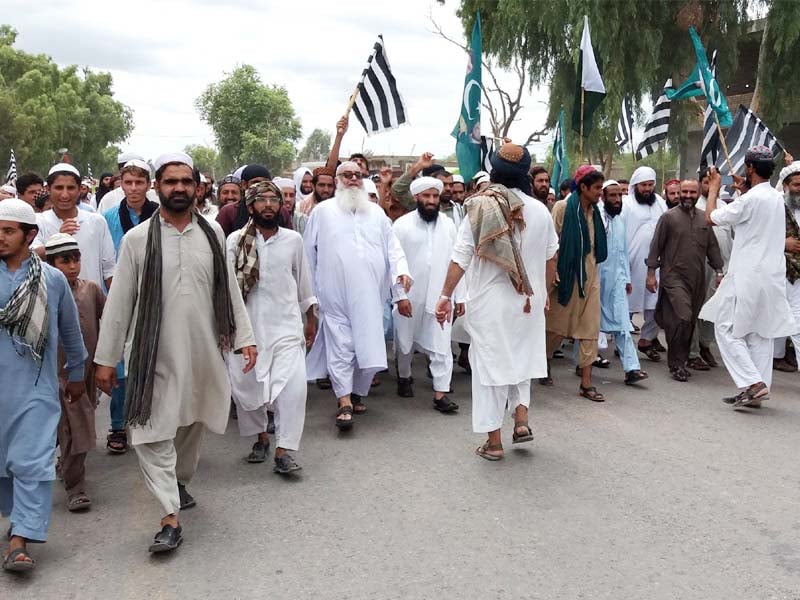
[
  {"xmin": 233, "ymin": 165, "xmax": 247, "ymax": 179},
  {"xmin": 602, "ymin": 179, "xmax": 619, "ymax": 190},
  {"xmin": 153, "ymin": 152, "xmax": 193, "ymax": 173},
  {"xmin": 629, "ymin": 166, "xmax": 656, "ymax": 187},
  {"xmin": 0, "ymin": 198, "xmax": 37, "ymax": 225},
  {"xmin": 410, "ymin": 176, "xmax": 443, "ymax": 196},
  {"xmin": 776, "ymin": 161, "xmax": 800, "ymax": 192},
  {"xmin": 49, "ymin": 162, "xmax": 80, "ymax": 178},
  {"xmin": 363, "ymin": 178, "xmax": 378, "ymax": 196}
]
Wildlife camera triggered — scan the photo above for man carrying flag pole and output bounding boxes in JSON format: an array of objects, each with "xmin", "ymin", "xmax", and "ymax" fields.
[
  {"xmin": 572, "ymin": 16, "xmax": 606, "ymax": 160},
  {"xmin": 452, "ymin": 13, "xmax": 482, "ymax": 182}
]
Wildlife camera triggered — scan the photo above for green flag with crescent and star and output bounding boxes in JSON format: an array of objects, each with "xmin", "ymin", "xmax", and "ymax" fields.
[{"xmin": 452, "ymin": 12, "xmax": 482, "ymax": 181}]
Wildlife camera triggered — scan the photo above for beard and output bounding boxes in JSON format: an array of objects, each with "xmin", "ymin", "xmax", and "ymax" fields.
[
  {"xmin": 301, "ymin": 184, "xmax": 313, "ymax": 195},
  {"xmin": 416, "ymin": 201, "xmax": 440, "ymax": 223},
  {"xmin": 604, "ymin": 201, "xmax": 622, "ymax": 217},
  {"xmin": 533, "ymin": 186, "xmax": 549, "ymax": 202},
  {"xmin": 785, "ymin": 191, "xmax": 800, "ymax": 210},
  {"xmin": 439, "ymin": 192, "xmax": 453, "ymax": 206},
  {"xmin": 678, "ymin": 198, "xmax": 696, "ymax": 212},
  {"xmin": 159, "ymin": 190, "xmax": 194, "ymax": 213},
  {"xmin": 634, "ymin": 188, "xmax": 656, "ymax": 206},
  {"xmin": 251, "ymin": 209, "xmax": 280, "ymax": 229},
  {"xmin": 336, "ymin": 185, "xmax": 370, "ymax": 212}
]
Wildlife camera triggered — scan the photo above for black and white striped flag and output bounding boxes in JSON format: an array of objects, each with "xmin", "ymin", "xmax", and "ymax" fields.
[
  {"xmin": 615, "ymin": 96, "xmax": 634, "ymax": 151},
  {"xmin": 699, "ymin": 50, "xmax": 719, "ymax": 170},
  {"xmin": 5, "ymin": 149, "xmax": 16, "ymax": 184},
  {"xmin": 352, "ymin": 35, "xmax": 408, "ymax": 135},
  {"xmin": 86, "ymin": 162, "xmax": 93, "ymax": 180},
  {"xmin": 479, "ymin": 136, "xmax": 495, "ymax": 173},
  {"xmin": 635, "ymin": 79, "xmax": 672, "ymax": 160},
  {"xmin": 714, "ymin": 104, "xmax": 784, "ymax": 176}
]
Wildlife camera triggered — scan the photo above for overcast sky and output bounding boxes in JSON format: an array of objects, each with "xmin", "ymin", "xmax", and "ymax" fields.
[{"xmin": 6, "ymin": 0, "xmax": 552, "ymax": 164}]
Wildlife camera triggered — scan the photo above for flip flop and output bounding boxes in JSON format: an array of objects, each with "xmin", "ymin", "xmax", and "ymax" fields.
[
  {"xmin": 67, "ymin": 492, "xmax": 92, "ymax": 512},
  {"xmin": 475, "ymin": 441, "xmax": 504, "ymax": 461},
  {"xmin": 2, "ymin": 548, "xmax": 36, "ymax": 572},
  {"xmin": 336, "ymin": 405, "xmax": 354, "ymax": 430},
  {"xmin": 512, "ymin": 422, "xmax": 534, "ymax": 444}
]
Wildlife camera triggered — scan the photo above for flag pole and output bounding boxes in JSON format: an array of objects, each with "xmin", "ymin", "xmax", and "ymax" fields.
[
  {"xmin": 579, "ymin": 87, "xmax": 585, "ymax": 162},
  {"xmin": 344, "ymin": 84, "xmax": 361, "ymax": 117},
  {"xmin": 660, "ymin": 142, "xmax": 666, "ymax": 188},
  {"xmin": 713, "ymin": 111, "xmax": 734, "ymax": 173}
]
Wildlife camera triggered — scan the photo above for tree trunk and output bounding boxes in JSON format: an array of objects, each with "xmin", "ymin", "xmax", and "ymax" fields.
[{"xmin": 749, "ymin": 13, "xmax": 771, "ymax": 114}]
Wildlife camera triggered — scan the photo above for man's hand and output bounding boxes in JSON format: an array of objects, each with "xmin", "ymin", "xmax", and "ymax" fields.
[
  {"xmin": 626, "ymin": 282, "xmax": 633, "ymax": 295},
  {"xmin": 646, "ymin": 272, "xmax": 658, "ymax": 293},
  {"xmin": 60, "ymin": 218, "xmax": 80, "ymax": 235},
  {"xmin": 731, "ymin": 173, "xmax": 746, "ymax": 193},
  {"xmin": 397, "ymin": 299, "xmax": 412, "ymax": 318},
  {"xmin": 397, "ymin": 275, "xmax": 412, "ymax": 293},
  {"xmin": 786, "ymin": 237, "xmax": 800, "ymax": 254},
  {"xmin": 414, "ymin": 152, "xmax": 435, "ymax": 172},
  {"xmin": 304, "ymin": 317, "xmax": 318, "ymax": 348},
  {"xmin": 785, "ymin": 151, "xmax": 795, "ymax": 166},
  {"xmin": 65, "ymin": 381, "xmax": 86, "ymax": 403},
  {"xmin": 707, "ymin": 167, "xmax": 722, "ymax": 195},
  {"xmin": 435, "ymin": 297, "xmax": 452, "ymax": 328},
  {"xmin": 455, "ymin": 302, "xmax": 465, "ymax": 317},
  {"xmin": 715, "ymin": 273, "xmax": 723, "ymax": 288},
  {"xmin": 94, "ymin": 365, "xmax": 117, "ymax": 396},
  {"xmin": 379, "ymin": 166, "xmax": 394, "ymax": 186},
  {"xmin": 336, "ymin": 116, "xmax": 349, "ymax": 135},
  {"xmin": 241, "ymin": 346, "xmax": 257, "ymax": 374}
]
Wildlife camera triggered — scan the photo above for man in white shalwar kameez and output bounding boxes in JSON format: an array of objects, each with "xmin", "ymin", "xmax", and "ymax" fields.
[
  {"xmin": 771, "ymin": 161, "xmax": 800, "ymax": 372},
  {"xmin": 623, "ymin": 166, "xmax": 668, "ymax": 361},
  {"xmin": 392, "ymin": 176, "xmax": 461, "ymax": 413},
  {"xmin": 699, "ymin": 148, "xmax": 799, "ymax": 408},
  {"xmin": 305, "ymin": 162, "xmax": 412, "ymax": 430},
  {"xmin": 94, "ymin": 153, "xmax": 257, "ymax": 553},
  {"xmin": 436, "ymin": 144, "xmax": 558, "ymax": 461},
  {"xmin": 226, "ymin": 181, "xmax": 317, "ymax": 474}
]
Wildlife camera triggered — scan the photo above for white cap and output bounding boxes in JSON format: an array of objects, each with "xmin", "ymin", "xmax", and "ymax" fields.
[
  {"xmin": 44, "ymin": 233, "xmax": 79, "ymax": 256},
  {"xmin": 272, "ymin": 177, "xmax": 295, "ymax": 190},
  {"xmin": 199, "ymin": 173, "xmax": 208, "ymax": 184},
  {"xmin": 0, "ymin": 198, "xmax": 37, "ymax": 225},
  {"xmin": 363, "ymin": 179, "xmax": 378, "ymax": 196},
  {"xmin": 475, "ymin": 173, "xmax": 491, "ymax": 186},
  {"xmin": 118, "ymin": 151, "xmax": 144, "ymax": 164},
  {"xmin": 153, "ymin": 152, "xmax": 193, "ymax": 173},
  {"xmin": 410, "ymin": 176, "xmax": 443, "ymax": 196},
  {"xmin": 233, "ymin": 165, "xmax": 247, "ymax": 179},
  {"xmin": 123, "ymin": 159, "xmax": 151, "ymax": 175},
  {"xmin": 471, "ymin": 170, "xmax": 490, "ymax": 181},
  {"xmin": 452, "ymin": 174, "xmax": 465, "ymax": 184},
  {"xmin": 49, "ymin": 163, "xmax": 80, "ymax": 178},
  {"xmin": 602, "ymin": 179, "xmax": 620, "ymax": 190}
]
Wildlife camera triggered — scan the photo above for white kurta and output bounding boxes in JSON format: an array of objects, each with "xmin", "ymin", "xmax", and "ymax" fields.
[
  {"xmin": 304, "ymin": 198, "xmax": 410, "ymax": 384},
  {"xmin": 94, "ymin": 214, "xmax": 255, "ymax": 445},
  {"xmin": 225, "ymin": 227, "xmax": 316, "ymax": 450},
  {"xmin": 451, "ymin": 190, "xmax": 559, "ymax": 386},
  {"xmin": 699, "ymin": 182, "xmax": 797, "ymax": 339},
  {"xmin": 392, "ymin": 211, "xmax": 461, "ymax": 356},
  {"xmin": 33, "ymin": 209, "xmax": 116, "ymax": 287},
  {"xmin": 622, "ymin": 194, "xmax": 667, "ymax": 312}
]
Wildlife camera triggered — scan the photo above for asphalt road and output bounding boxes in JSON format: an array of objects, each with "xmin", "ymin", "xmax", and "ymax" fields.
[{"xmin": 2, "ymin": 342, "xmax": 800, "ymax": 600}]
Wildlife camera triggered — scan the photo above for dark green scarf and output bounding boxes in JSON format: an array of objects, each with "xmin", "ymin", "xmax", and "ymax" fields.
[{"xmin": 556, "ymin": 191, "xmax": 607, "ymax": 306}]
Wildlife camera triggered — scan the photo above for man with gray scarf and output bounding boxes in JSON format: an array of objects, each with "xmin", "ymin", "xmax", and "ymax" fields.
[{"xmin": 94, "ymin": 152, "xmax": 256, "ymax": 554}]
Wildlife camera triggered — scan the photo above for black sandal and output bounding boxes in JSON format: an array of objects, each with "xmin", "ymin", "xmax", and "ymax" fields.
[
  {"xmin": 593, "ymin": 356, "xmax": 611, "ymax": 368},
  {"xmin": 512, "ymin": 421, "xmax": 534, "ymax": 444},
  {"xmin": 579, "ymin": 385, "xmax": 605, "ymax": 402},
  {"xmin": 336, "ymin": 405, "xmax": 354, "ymax": 430},
  {"xmin": 2, "ymin": 547, "xmax": 35, "ymax": 572},
  {"xmin": 107, "ymin": 430, "xmax": 128, "ymax": 454}
]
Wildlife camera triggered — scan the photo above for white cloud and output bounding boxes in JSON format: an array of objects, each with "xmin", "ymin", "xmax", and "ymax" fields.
[{"xmin": 5, "ymin": 0, "xmax": 552, "ymax": 166}]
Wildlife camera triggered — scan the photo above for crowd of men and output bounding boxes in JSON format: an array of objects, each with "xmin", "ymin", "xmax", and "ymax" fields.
[{"xmin": 1, "ymin": 113, "xmax": 799, "ymax": 570}]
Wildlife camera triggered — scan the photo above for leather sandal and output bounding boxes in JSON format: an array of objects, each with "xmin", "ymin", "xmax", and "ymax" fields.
[
  {"xmin": 335, "ymin": 405, "xmax": 354, "ymax": 430},
  {"xmin": 579, "ymin": 385, "xmax": 605, "ymax": 402},
  {"xmin": 475, "ymin": 441, "xmax": 504, "ymax": 461},
  {"xmin": 512, "ymin": 422, "xmax": 534, "ymax": 444}
]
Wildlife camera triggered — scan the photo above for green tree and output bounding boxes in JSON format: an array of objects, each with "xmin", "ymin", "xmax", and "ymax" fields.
[
  {"xmin": 0, "ymin": 25, "xmax": 133, "ymax": 175},
  {"xmin": 455, "ymin": 1, "xmax": 760, "ymax": 167},
  {"xmin": 196, "ymin": 65, "xmax": 301, "ymax": 173},
  {"xmin": 184, "ymin": 143, "xmax": 222, "ymax": 177},
  {"xmin": 299, "ymin": 128, "xmax": 331, "ymax": 162}
]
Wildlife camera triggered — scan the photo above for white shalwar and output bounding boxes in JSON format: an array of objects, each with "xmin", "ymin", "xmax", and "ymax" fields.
[
  {"xmin": 699, "ymin": 182, "xmax": 798, "ymax": 389},
  {"xmin": 392, "ymin": 210, "xmax": 462, "ymax": 393},
  {"xmin": 451, "ymin": 190, "xmax": 559, "ymax": 432},
  {"xmin": 225, "ymin": 228, "xmax": 316, "ymax": 451},
  {"xmin": 304, "ymin": 198, "xmax": 410, "ymax": 398},
  {"xmin": 622, "ymin": 194, "xmax": 667, "ymax": 340}
]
